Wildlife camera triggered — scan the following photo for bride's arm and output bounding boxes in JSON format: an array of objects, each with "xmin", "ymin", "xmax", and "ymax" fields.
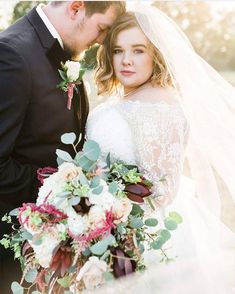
[{"xmin": 132, "ymin": 101, "xmax": 189, "ymax": 207}]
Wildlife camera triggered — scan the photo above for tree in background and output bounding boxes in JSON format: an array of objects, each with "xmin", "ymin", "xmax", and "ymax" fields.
[
  {"xmin": 11, "ymin": 1, "xmax": 47, "ymax": 25},
  {"xmin": 154, "ymin": 1, "xmax": 235, "ymax": 71}
]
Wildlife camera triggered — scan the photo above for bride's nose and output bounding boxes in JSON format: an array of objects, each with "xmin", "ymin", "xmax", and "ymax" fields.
[{"xmin": 122, "ymin": 53, "xmax": 133, "ymax": 66}]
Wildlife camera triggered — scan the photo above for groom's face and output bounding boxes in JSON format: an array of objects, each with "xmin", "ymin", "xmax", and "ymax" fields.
[{"xmin": 67, "ymin": 6, "xmax": 118, "ymax": 56}]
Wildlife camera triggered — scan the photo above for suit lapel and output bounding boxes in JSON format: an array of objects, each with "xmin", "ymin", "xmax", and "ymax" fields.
[
  {"xmin": 26, "ymin": 7, "xmax": 86, "ymax": 123},
  {"xmin": 26, "ymin": 7, "xmax": 70, "ymax": 68}
]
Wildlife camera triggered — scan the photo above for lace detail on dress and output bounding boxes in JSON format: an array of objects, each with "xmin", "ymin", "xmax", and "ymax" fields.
[
  {"xmin": 118, "ymin": 100, "xmax": 189, "ymax": 206},
  {"xmin": 86, "ymin": 97, "xmax": 189, "ymax": 207}
]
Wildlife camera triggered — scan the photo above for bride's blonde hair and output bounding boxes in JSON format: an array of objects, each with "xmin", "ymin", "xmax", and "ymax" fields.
[{"xmin": 95, "ymin": 12, "xmax": 173, "ymax": 96}]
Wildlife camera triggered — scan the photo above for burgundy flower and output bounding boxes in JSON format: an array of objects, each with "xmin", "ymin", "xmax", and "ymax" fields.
[
  {"xmin": 124, "ymin": 183, "xmax": 151, "ymax": 203},
  {"xmin": 111, "ymin": 248, "xmax": 136, "ymax": 278},
  {"xmin": 50, "ymin": 246, "xmax": 73, "ymax": 277}
]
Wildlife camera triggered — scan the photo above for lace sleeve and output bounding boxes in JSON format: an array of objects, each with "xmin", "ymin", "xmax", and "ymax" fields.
[{"xmin": 123, "ymin": 100, "xmax": 189, "ymax": 207}]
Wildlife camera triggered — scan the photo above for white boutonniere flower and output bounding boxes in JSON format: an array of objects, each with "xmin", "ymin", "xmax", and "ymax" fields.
[{"xmin": 57, "ymin": 60, "xmax": 88, "ymax": 110}]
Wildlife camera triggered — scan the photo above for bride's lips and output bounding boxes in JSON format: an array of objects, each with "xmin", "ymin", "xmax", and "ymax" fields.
[{"xmin": 120, "ymin": 70, "xmax": 136, "ymax": 77}]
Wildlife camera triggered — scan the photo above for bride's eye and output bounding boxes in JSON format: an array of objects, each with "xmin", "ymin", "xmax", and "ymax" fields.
[
  {"xmin": 134, "ymin": 49, "xmax": 144, "ymax": 54},
  {"xmin": 113, "ymin": 49, "xmax": 123, "ymax": 54}
]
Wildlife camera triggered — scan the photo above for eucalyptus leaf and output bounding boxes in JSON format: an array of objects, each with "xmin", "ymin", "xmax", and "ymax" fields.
[
  {"xmin": 67, "ymin": 266, "xmax": 77, "ymax": 274},
  {"xmin": 76, "ymin": 154, "xmax": 95, "ymax": 172},
  {"xmin": 56, "ymin": 149, "xmax": 73, "ymax": 162},
  {"xmin": 32, "ymin": 291, "xmax": 42, "ymax": 294},
  {"xmin": 160, "ymin": 229, "xmax": 171, "ymax": 242},
  {"xmin": 57, "ymin": 276, "xmax": 70, "ymax": 288},
  {"xmin": 68, "ymin": 196, "xmax": 81, "ymax": 206},
  {"xmin": 117, "ymin": 224, "xmax": 126, "ymax": 235},
  {"xmin": 144, "ymin": 218, "xmax": 158, "ymax": 227},
  {"xmin": 90, "ymin": 240, "xmax": 107, "ymax": 256},
  {"xmin": 9, "ymin": 208, "xmax": 19, "ymax": 217},
  {"xmin": 33, "ymin": 237, "xmax": 42, "ymax": 246},
  {"xmin": 57, "ymin": 191, "xmax": 71, "ymax": 198},
  {"xmin": 151, "ymin": 237, "xmax": 165, "ymax": 250},
  {"xmin": 104, "ymin": 272, "xmax": 114, "ymax": 281},
  {"xmin": 83, "ymin": 140, "xmax": 101, "ymax": 161},
  {"xmin": 164, "ymin": 218, "xmax": 178, "ymax": 231},
  {"xmin": 82, "ymin": 247, "xmax": 91, "ymax": 257},
  {"xmin": 61, "ymin": 132, "xmax": 76, "ymax": 145},
  {"xmin": 21, "ymin": 231, "xmax": 33, "ymax": 241},
  {"xmin": 11, "ymin": 282, "xmax": 24, "ymax": 294},
  {"xmin": 100, "ymin": 249, "xmax": 111, "ymax": 261},
  {"xmin": 57, "ymin": 157, "xmax": 65, "ymax": 166},
  {"xmin": 90, "ymin": 235, "xmax": 115, "ymax": 255},
  {"xmin": 92, "ymin": 185, "xmax": 103, "ymax": 195},
  {"xmin": 79, "ymin": 172, "xmax": 89, "ymax": 186},
  {"xmin": 129, "ymin": 218, "xmax": 144, "ymax": 229},
  {"xmin": 130, "ymin": 204, "xmax": 144, "ymax": 216},
  {"xmin": 90, "ymin": 176, "xmax": 100, "ymax": 188},
  {"xmin": 25, "ymin": 268, "xmax": 38, "ymax": 283},
  {"xmin": 138, "ymin": 243, "xmax": 145, "ymax": 254},
  {"xmin": 169, "ymin": 211, "xmax": 183, "ymax": 224},
  {"xmin": 108, "ymin": 181, "xmax": 119, "ymax": 194}
]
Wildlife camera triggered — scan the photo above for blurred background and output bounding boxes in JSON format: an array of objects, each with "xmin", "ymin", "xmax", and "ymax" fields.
[{"xmin": 0, "ymin": 0, "xmax": 235, "ymax": 86}]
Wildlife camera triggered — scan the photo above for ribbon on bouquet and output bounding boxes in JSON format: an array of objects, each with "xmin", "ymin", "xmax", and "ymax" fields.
[{"xmin": 67, "ymin": 83, "xmax": 76, "ymax": 110}]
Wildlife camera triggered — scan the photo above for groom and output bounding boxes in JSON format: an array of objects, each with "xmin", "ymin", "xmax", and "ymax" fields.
[{"xmin": 0, "ymin": 1, "xmax": 125, "ymax": 292}]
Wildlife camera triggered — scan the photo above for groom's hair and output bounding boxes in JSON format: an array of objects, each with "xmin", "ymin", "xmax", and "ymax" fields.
[
  {"xmin": 85, "ymin": 2, "xmax": 126, "ymax": 17},
  {"xmin": 50, "ymin": 1, "xmax": 126, "ymax": 17}
]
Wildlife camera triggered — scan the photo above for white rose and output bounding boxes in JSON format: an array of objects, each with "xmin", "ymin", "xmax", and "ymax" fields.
[
  {"xmin": 58, "ymin": 162, "xmax": 82, "ymax": 181},
  {"xmin": 112, "ymin": 198, "xmax": 133, "ymax": 224},
  {"xmin": 65, "ymin": 60, "xmax": 81, "ymax": 82},
  {"xmin": 76, "ymin": 256, "xmax": 107, "ymax": 290},
  {"xmin": 88, "ymin": 206, "xmax": 106, "ymax": 230}
]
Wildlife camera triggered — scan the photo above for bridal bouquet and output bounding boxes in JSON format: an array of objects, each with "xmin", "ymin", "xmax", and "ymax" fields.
[{"xmin": 1, "ymin": 133, "xmax": 182, "ymax": 294}]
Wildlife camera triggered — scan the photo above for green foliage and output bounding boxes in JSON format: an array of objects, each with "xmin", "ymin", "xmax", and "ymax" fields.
[
  {"xmin": 11, "ymin": 281, "xmax": 24, "ymax": 294},
  {"xmin": 90, "ymin": 235, "xmax": 115, "ymax": 256},
  {"xmin": 11, "ymin": 1, "xmax": 47, "ymax": 25},
  {"xmin": 144, "ymin": 218, "xmax": 158, "ymax": 227},
  {"xmin": 25, "ymin": 268, "xmax": 38, "ymax": 283},
  {"xmin": 61, "ymin": 133, "xmax": 76, "ymax": 145}
]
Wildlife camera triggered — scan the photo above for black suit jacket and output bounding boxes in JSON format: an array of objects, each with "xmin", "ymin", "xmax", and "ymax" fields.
[{"xmin": 0, "ymin": 8, "xmax": 89, "ymax": 213}]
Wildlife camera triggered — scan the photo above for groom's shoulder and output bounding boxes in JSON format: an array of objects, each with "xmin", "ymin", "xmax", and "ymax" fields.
[{"xmin": 0, "ymin": 13, "xmax": 38, "ymax": 55}]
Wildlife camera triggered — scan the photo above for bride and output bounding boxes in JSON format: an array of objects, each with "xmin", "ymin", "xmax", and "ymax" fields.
[{"xmin": 86, "ymin": 5, "xmax": 235, "ymax": 294}]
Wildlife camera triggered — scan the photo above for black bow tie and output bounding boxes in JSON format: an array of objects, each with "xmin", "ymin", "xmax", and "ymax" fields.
[{"xmin": 47, "ymin": 39, "xmax": 71, "ymax": 68}]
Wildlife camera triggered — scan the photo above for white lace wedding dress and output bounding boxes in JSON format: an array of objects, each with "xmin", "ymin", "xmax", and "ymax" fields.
[{"xmin": 86, "ymin": 94, "xmax": 235, "ymax": 294}]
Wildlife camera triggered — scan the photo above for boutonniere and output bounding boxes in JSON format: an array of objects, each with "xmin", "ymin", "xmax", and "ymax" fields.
[{"xmin": 57, "ymin": 60, "xmax": 87, "ymax": 110}]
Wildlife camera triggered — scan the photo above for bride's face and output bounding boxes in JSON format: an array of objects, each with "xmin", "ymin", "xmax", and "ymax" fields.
[{"xmin": 113, "ymin": 26, "xmax": 154, "ymax": 93}]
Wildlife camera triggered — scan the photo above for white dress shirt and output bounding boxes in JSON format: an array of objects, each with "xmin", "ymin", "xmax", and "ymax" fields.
[{"xmin": 36, "ymin": 4, "xmax": 64, "ymax": 49}]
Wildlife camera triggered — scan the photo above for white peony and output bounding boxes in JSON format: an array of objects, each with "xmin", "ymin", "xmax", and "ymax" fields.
[
  {"xmin": 76, "ymin": 256, "xmax": 107, "ymax": 290},
  {"xmin": 112, "ymin": 198, "xmax": 133, "ymax": 224},
  {"xmin": 30, "ymin": 234, "xmax": 60, "ymax": 268},
  {"xmin": 65, "ymin": 60, "xmax": 81, "ymax": 82}
]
